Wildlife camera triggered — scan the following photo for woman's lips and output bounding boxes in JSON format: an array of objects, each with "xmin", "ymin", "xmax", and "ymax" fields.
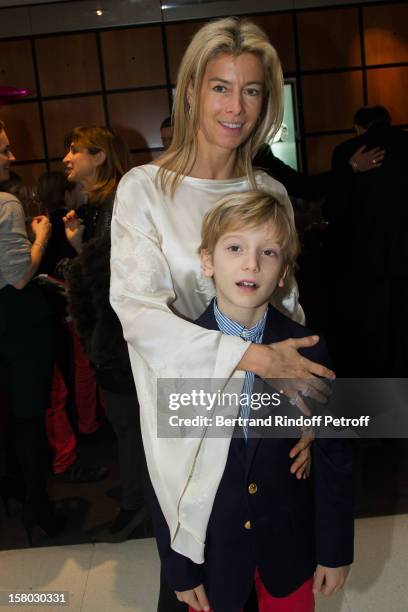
[{"xmin": 219, "ymin": 121, "xmax": 243, "ymax": 131}]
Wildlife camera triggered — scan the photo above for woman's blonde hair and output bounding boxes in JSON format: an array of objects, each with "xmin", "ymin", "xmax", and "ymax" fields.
[
  {"xmin": 158, "ymin": 17, "xmax": 283, "ymax": 196},
  {"xmin": 64, "ymin": 126, "xmax": 130, "ymax": 204},
  {"xmin": 199, "ymin": 191, "xmax": 300, "ymax": 275}
]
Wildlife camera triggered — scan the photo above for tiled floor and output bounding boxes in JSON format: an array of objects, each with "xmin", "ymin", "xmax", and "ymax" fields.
[{"xmin": 0, "ymin": 515, "xmax": 407, "ymax": 611}]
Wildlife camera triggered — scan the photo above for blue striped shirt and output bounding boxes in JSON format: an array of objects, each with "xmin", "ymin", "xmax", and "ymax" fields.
[{"xmin": 213, "ymin": 299, "xmax": 267, "ymax": 439}]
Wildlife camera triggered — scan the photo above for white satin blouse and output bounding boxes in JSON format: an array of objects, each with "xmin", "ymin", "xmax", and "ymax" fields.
[{"xmin": 110, "ymin": 164, "xmax": 303, "ymax": 563}]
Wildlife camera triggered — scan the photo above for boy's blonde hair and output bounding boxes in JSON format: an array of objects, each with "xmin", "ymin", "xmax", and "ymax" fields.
[
  {"xmin": 199, "ymin": 191, "xmax": 300, "ymax": 274},
  {"xmin": 158, "ymin": 17, "xmax": 283, "ymax": 196}
]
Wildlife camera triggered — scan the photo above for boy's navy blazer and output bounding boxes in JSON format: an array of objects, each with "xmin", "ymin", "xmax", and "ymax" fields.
[{"xmin": 149, "ymin": 303, "xmax": 354, "ymax": 612}]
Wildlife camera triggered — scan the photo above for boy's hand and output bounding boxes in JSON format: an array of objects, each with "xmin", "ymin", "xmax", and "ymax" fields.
[
  {"xmin": 175, "ymin": 584, "xmax": 210, "ymax": 611},
  {"xmin": 289, "ymin": 434, "xmax": 313, "ymax": 479},
  {"xmin": 313, "ymin": 565, "xmax": 350, "ymax": 596}
]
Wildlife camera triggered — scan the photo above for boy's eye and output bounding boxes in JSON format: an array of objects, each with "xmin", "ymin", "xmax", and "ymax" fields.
[
  {"xmin": 227, "ymin": 245, "xmax": 241, "ymax": 252},
  {"xmin": 264, "ymin": 249, "xmax": 278, "ymax": 257}
]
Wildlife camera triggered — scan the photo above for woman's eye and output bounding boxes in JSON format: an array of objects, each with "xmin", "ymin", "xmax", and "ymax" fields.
[
  {"xmin": 245, "ymin": 88, "xmax": 261, "ymax": 97},
  {"xmin": 213, "ymin": 85, "xmax": 227, "ymax": 93}
]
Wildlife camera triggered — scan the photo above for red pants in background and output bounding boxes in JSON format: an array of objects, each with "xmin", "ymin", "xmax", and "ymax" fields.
[
  {"xmin": 189, "ymin": 571, "xmax": 314, "ymax": 612},
  {"xmin": 45, "ymin": 364, "xmax": 77, "ymax": 474},
  {"xmin": 71, "ymin": 324, "xmax": 100, "ymax": 434}
]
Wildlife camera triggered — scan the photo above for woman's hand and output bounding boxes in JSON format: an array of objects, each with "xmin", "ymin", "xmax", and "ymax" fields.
[
  {"xmin": 175, "ymin": 584, "xmax": 210, "ymax": 611},
  {"xmin": 238, "ymin": 338, "xmax": 333, "ymax": 479},
  {"xmin": 240, "ymin": 336, "xmax": 334, "ymax": 382},
  {"xmin": 63, "ymin": 209, "xmax": 85, "ymax": 254},
  {"xmin": 239, "ymin": 337, "xmax": 334, "ymax": 415},
  {"xmin": 14, "ymin": 216, "xmax": 51, "ymax": 289},
  {"xmin": 31, "ymin": 215, "xmax": 51, "ymax": 244},
  {"xmin": 349, "ymin": 145, "xmax": 384, "ymax": 172},
  {"xmin": 289, "ymin": 434, "xmax": 313, "ymax": 479},
  {"xmin": 266, "ymin": 336, "xmax": 334, "ymax": 380},
  {"xmin": 313, "ymin": 565, "xmax": 350, "ymax": 596}
]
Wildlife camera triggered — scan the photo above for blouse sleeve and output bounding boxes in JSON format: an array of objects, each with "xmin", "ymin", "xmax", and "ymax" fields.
[
  {"xmin": 0, "ymin": 197, "xmax": 31, "ymax": 286},
  {"xmin": 109, "ymin": 172, "xmax": 249, "ymax": 380}
]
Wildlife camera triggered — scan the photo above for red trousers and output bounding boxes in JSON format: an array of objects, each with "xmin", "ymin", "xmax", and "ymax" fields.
[
  {"xmin": 45, "ymin": 331, "xmax": 106, "ymax": 473},
  {"xmin": 45, "ymin": 364, "xmax": 77, "ymax": 474},
  {"xmin": 189, "ymin": 571, "xmax": 314, "ymax": 612},
  {"xmin": 71, "ymin": 324, "xmax": 100, "ymax": 434}
]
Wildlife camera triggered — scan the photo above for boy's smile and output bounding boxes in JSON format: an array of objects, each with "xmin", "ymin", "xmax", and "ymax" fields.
[{"xmin": 201, "ymin": 222, "xmax": 287, "ymax": 328}]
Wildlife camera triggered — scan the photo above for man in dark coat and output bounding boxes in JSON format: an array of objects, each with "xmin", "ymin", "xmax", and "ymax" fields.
[{"xmin": 322, "ymin": 106, "xmax": 408, "ymax": 376}]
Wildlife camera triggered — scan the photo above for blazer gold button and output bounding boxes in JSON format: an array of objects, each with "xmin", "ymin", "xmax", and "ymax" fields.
[
  {"xmin": 248, "ymin": 483, "xmax": 257, "ymax": 494},
  {"xmin": 244, "ymin": 520, "xmax": 252, "ymax": 529}
]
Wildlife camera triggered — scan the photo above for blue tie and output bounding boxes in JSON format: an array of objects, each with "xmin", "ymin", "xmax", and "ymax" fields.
[{"xmin": 213, "ymin": 300, "xmax": 267, "ymax": 439}]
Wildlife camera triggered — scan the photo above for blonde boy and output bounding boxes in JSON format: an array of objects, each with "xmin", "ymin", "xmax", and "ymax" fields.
[{"xmin": 151, "ymin": 191, "xmax": 353, "ymax": 612}]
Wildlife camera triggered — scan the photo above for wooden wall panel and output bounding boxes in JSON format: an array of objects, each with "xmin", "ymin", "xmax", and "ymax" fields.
[
  {"xmin": 364, "ymin": 4, "xmax": 408, "ymax": 66},
  {"xmin": 101, "ymin": 26, "xmax": 166, "ymax": 90},
  {"xmin": 43, "ymin": 96, "xmax": 105, "ymax": 157},
  {"xmin": 367, "ymin": 66, "xmax": 408, "ymax": 124},
  {"xmin": 108, "ymin": 89, "xmax": 169, "ymax": 149},
  {"xmin": 297, "ymin": 8, "xmax": 361, "ymax": 71},
  {"xmin": 305, "ymin": 134, "xmax": 352, "ymax": 173},
  {"xmin": 0, "ymin": 102, "xmax": 44, "ymax": 160},
  {"xmin": 13, "ymin": 163, "xmax": 47, "ymax": 188},
  {"xmin": 48, "ymin": 160, "xmax": 65, "ymax": 174},
  {"xmin": 302, "ymin": 71, "xmax": 364, "ymax": 132},
  {"xmin": 0, "ymin": 40, "xmax": 36, "ymax": 95},
  {"xmin": 166, "ymin": 21, "xmax": 202, "ymax": 84},
  {"xmin": 166, "ymin": 15, "xmax": 296, "ymax": 83},
  {"xmin": 131, "ymin": 150, "xmax": 161, "ymax": 168},
  {"xmin": 36, "ymin": 33, "xmax": 101, "ymax": 96},
  {"xmin": 250, "ymin": 14, "xmax": 296, "ymax": 73},
  {"xmin": 1, "ymin": 2, "xmax": 406, "ymax": 181}
]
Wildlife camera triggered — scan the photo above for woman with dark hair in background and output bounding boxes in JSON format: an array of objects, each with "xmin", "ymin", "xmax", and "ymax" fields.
[
  {"xmin": 62, "ymin": 126, "xmax": 148, "ymax": 541},
  {"xmin": 36, "ymin": 170, "xmax": 107, "ymax": 484},
  {"xmin": 43, "ymin": 170, "xmax": 102, "ymax": 447},
  {"xmin": 0, "ymin": 119, "xmax": 65, "ymax": 544}
]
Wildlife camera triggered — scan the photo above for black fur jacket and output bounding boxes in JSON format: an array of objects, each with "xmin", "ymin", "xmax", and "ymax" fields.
[{"xmin": 65, "ymin": 197, "xmax": 135, "ymax": 394}]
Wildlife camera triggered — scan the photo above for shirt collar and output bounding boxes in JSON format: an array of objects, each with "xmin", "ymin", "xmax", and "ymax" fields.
[{"xmin": 213, "ymin": 299, "xmax": 267, "ymax": 343}]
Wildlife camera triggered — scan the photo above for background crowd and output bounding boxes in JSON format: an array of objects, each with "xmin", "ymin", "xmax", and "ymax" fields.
[{"xmin": 0, "ymin": 100, "xmax": 406, "ymax": 561}]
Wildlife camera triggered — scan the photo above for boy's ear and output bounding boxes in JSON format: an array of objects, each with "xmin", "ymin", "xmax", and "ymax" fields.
[
  {"xmin": 200, "ymin": 249, "xmax": 214, "ymax": 278},
  {"xmin": 278, "ymin": 265, "xmax": 289, "ymax": 288}
]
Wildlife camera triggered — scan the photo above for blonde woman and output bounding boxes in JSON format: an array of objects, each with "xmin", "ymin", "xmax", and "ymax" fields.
[{"xmin": 110, "ymin": 17, "xmax": 334, "ymax": 609}]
